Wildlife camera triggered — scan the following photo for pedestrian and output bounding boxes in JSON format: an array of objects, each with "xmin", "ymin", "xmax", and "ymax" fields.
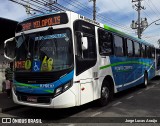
[
  {"xmin": 5, "ymin": 79, "xmax": 11, "ymax": 98},
  {"xmin": 2, "ymin": 80, "xmax": 6, "ymax": 93}
]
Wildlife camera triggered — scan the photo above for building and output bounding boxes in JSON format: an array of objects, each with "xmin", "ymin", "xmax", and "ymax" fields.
[
  {"xmin": 0, "ymin": 18, "xmax": 18, "ymax": 91},
  {"xmin": 0, "ymin": 17, "xmax": 18, "ymax": 64}
]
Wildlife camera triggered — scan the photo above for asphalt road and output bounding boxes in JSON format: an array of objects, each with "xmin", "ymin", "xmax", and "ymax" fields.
[{"xmin": 1, "ymin": 77, "xmax": 160, "ymax": 126}]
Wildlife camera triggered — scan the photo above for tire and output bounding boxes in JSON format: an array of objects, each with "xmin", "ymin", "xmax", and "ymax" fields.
[
  {"xmin": 142, "ymin": 72, "xmax": 148, "ymax": 88},
  {"xmin": 98, "ymin": 81, "xmax": 113, "ymax": 107}
]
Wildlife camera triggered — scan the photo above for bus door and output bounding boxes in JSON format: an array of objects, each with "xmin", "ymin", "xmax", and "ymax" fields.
[{"xmin": 74, "ymin": 20, "xmax": 97, "ymax": 105}]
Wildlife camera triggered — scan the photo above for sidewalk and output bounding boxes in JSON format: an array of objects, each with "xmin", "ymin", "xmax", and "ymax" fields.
[{"xmin": 0, "ymin": 92, "xmax": 23, "ymax": 113}]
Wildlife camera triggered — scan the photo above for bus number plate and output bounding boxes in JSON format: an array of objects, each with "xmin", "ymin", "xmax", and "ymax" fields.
[{"xmin": 27, "ymin": 96, "xmax": 37, "ymax": 103}]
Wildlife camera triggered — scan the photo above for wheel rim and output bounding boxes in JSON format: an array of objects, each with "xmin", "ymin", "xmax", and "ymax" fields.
[{"xmin": 102, "ymin": 86, "xmax": 109, "ymax": 99}]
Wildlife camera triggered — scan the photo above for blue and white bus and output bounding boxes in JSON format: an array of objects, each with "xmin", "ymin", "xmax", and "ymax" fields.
[{"xmin": 4, "ymin": 11, "xmax": 158, "ymax": 108}]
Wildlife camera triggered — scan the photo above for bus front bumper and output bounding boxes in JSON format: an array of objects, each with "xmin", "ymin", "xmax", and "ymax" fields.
[{"xmin": 12, "ymin": 89, "xmax": 76, "ymax": 108}]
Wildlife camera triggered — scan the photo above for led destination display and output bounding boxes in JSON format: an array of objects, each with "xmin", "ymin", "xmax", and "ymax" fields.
[{"xmin": 16, "ymin": 13, "xmax": 68, "ymax": 32}]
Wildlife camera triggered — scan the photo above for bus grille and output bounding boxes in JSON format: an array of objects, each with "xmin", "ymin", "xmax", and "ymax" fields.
[
  {"xmin": 16, "ymin": 92, "xmax": 53, "ymax": 104},
  {"xmin": 15, "ymin": 72, "xmax": 60, "ymax": 84}
]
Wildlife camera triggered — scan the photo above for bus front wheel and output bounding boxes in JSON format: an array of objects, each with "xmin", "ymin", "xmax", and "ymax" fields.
[{"xmin": 98, "ymin": 81, "xmax": 113, "ymax": 106}]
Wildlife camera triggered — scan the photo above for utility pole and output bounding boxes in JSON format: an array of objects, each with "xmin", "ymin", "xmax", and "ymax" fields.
[
  {"xmin": 25, "ymin": 0, "xmax": 36, "ymax": 16},
  {"xmin": 158, "ymin": 39, "xmax": 160, "ymax": 48},
  {"xmin": 137, "ymin": 0, "xmax": 141, "ymax": 39},
  {"xmin": 89, "ymin": 0, "xmax": 96, "ymax": 20},
  {"xmin": 131, "ymin": 0, "xmax": 148, "ymax": 39},
  {"xmin": 25, "ymin": 0, "xmax": 31, "ymax": 17}
]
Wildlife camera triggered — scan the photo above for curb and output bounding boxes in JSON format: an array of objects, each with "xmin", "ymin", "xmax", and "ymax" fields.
[{"xmin": 0, "ymin": 105, "xmax": 24, "ymax": 113}]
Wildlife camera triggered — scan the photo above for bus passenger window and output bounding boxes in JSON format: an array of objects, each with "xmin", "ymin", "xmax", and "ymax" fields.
[
  {"xmin": 134, "ymin": 42, "xmax": 140, "ymax": 57},
  {"xmin": 98, "ymin": 29, "xmax": 112, "ymax": 55},
  {"xmin": 127, "ymin": 39, "xmax": 133, "ymax": 57},
  {"xmin": 146, "ymin": 46, "xmax": 151, "ymax": 58},
  {"xmin": 114, "ymin": 35, "xmax": 124, "ymax": 56},
  {"xmin": 141, "ymin": 44, "xmax": 146, "ymax": 57},
  {"xmin": 152, "ymin": 48, "xmax": 155, "ymax": 58}
]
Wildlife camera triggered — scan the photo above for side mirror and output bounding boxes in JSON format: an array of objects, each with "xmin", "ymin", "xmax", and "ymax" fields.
[
  {"xmin": 4, "ymin": 37, "xmax": 16, "ymax": 61},
  {"xmin": 82, "ymin": 37, "xmax": 88, "ymax": 50}
]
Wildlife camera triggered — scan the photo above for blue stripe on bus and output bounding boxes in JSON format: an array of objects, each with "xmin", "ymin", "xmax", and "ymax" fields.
[{"xmin": 109, "ymin": 56, "xmax": 155, "ymax": 91}]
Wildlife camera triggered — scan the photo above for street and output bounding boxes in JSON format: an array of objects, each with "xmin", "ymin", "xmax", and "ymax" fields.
[{"xmin": 0, "ymin": 77, "xmax": 160, "ymax": 126}]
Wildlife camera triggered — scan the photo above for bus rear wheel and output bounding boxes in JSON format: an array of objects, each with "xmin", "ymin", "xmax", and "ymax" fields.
[
  {"xmin": 142, "ymin": 72, "xmax": 148, "ymax": 88},
  {"xmin": 98, "ymin": 81, "xmax": 113, "ymax": 106}
]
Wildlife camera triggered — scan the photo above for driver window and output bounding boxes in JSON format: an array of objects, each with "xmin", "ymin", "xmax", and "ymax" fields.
[{"xmin": 82, "ymin": 34, "xmax": 96, "ymax": 59}]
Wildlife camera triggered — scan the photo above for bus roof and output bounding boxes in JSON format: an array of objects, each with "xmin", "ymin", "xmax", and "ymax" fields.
[
  {"xmin": 20, "ymin": 11, "xmax": 154, "ymax": 47},
  {"xmin": 103, "ymin": 24, "xmax": 154, "ymax": 47}
]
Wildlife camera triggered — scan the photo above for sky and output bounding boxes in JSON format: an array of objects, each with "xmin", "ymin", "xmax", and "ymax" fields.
[{"xmin": 1, "ymin": 0, "xmax": 160, "ymax": 47}]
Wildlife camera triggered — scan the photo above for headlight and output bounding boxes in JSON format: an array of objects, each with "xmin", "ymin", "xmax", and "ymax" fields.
[
  {"xmin": 55, "ymin": 87, "xmax": 63, "ymax": 96},
  {"xmin": 54, "ymin": 81, "xmax": 72, "ymax": 97},
  {"xmin": 63, "ymin": 82, "xmax": 71, "ymax": 91}
]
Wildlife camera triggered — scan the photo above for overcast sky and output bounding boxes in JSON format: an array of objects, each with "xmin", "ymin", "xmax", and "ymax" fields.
[{"xmin": 1, "ymin": 0, "xmax": 160, "ymax": 47}]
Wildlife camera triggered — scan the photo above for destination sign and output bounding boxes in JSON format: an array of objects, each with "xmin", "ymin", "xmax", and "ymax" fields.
[{"xmin": 16, "ymin": 13, "xmax": 68, "ymax": 32}]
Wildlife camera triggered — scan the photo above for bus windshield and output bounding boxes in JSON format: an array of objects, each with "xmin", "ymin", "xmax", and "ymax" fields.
[{"xmin": 15, "ymin": 28, "xmax": 73, "ymax": 72}]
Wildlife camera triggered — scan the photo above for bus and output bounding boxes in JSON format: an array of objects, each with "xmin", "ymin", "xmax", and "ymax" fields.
[{"xmin": 4, "ymin": 11, "xmax": 157, "ymax": 108}]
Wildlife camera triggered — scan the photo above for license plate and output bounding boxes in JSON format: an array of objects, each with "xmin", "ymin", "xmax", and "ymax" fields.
[{"xmin": 27, "ymin": 96, "xmax": 37, "ymax": 103}]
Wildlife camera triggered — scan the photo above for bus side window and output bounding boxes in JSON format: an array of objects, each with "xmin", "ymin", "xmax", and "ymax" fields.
[
  {"xmin": 145, "ymin": 46, "xmax": 148, "ymax": 58},
  {"xmin": 146, "ymin": 46, "xmax": 151, "ymax": 58},
  {"xmin": 114, "ymin": 35, "xmax": 124, "ymax": 57},
  {"xmin": 141, "ymin": 44, "xmax": 146, "ymax": 58},
  {"xmin": 98, "ymin": 29, "xmax": 113, "ymax": 55},
  {"xmin": 127, "ymin": 39, "xmax": 133, "ymax": 57},
  {"xmin": 152, "ymin": 48, "xmax": 155, "ymax": 58},
  {"xmin": 114, "ymin": 35, "xmax": 124, "ymax": 56},
  {"xmin": 134, "ymin": 42, "xmax": 141, "ymax": 57}
]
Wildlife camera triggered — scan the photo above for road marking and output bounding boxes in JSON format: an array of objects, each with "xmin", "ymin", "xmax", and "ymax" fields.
[
  {"xmin": 145, "ymin": 88, "xmax": 150, "ymax": 90},
  {"xmin": 151, "ymin": 85, "xmax": 155, "ymax": 88},
  {"xmin": 90, "ymin": 112, "xmax": 102, "ymax": 117},
  {"xmin": 137, "ymin": 91, "xmax": 143, "ymax": 94},
  {"xmin": 126, "ymin": 96, "xmax": 134, "ymax": 100},
  {"xmin": 112, "ymin": 102, "xmax": 122, "ymax": 107},
  {"xmin": 67, "ymin": 124, "xmax": 76, "ymax": 126}
]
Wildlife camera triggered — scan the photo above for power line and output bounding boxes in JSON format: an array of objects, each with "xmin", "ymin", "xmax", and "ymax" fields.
[
  {"xmin": 10, "ymin": 0, "xmax": 134, "ymax": 34},
  {"xmin": 144, "ymin": 0, "xmax": 160, "ymax": 19},
  {"xmin": 61, "ymin": 0, "xmax": 134, "ymax": 33},
  {"xmin": 72, "ymin": 0, "xmax": 133, "ymax": 30},
  {"xmin": 149, "ymin": 0, "xmax": 160, "ymax": 17},
  {"xmin": 111, "ymin": 0, "xmax": 131, "ymax": 20},
  {"xmin": 142, "ymin": 10, "xmax": 153, "ymax": 22},
  {"xmin": 21, "ymin": 0, "xmax": 50, "ymax": 13},
  {"xmin": 9, "ymin": 0, "xmax": 45, "ymax": 14}
]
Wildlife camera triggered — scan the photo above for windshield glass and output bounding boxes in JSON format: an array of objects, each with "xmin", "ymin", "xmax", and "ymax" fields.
[{"xmin": 15, "ymin": 28, "xmax": 73, "ymax": 72}]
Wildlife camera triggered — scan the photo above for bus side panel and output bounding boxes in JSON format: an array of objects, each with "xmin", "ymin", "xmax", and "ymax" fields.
[
  {"xmin": 146, "ymin": 59, "xmax": 155, "ymax": 80},
  {"xmin": 98, "ymin": 56, "xmax": 117, "ymax": 94},
  {"xmin": 109, "ymin": 56, "xmax": 155, "ymax": 92}
]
